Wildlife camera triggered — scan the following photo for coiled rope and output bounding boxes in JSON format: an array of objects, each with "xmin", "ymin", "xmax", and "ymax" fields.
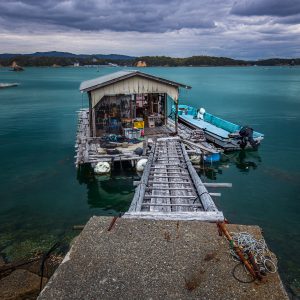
[{"xmin": 229, "ymin": 232, "xmax": 277, "ymax": 275}]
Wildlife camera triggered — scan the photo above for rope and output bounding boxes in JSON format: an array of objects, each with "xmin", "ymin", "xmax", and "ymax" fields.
[
  {"xmin": 232, "ymin": 262, "xmax": 256, "ymax": 283},
  {"xmin": 229, "ymin": 232, "xmax": 277, "ymax": 275}
]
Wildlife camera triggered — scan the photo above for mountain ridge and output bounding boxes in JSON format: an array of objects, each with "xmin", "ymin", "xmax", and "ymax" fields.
[
  {"xmin": 0, "ymin": 51, "xmax": 136, "ymax": 60},
  {"xmin": 0, "ymin": 52, "xmax": 299, "ymax": 66}
]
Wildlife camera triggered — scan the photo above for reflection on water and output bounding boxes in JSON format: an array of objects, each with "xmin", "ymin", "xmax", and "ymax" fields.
[
  {"xmin": 198, "ymin": 150, "xmax": 262, "ymax": 180},
  {"xmin": 224, "ymin": 150, "xmax": 262, "ymax": 172},
  {"xmin": 77, "ymin": 163, "xmax": 136, "ymax": 213},
  {"xmin": 263, "ymin": 167, "xmax": 300, "ymax": 185}
]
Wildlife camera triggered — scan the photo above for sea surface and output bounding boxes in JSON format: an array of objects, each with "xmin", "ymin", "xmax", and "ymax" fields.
[{"xmin": 0, "ymin": 66, "xmax": 299, "ymax": 294}]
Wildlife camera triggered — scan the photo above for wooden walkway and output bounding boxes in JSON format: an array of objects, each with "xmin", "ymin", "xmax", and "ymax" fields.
[{"xmin": 124, "ymin": 137, "xmax": 224, "ymax": 221}]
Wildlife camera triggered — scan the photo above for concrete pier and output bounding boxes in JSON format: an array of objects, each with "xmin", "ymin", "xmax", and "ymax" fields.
[{"xmin": 38, "ymin": 217, "xmax": 288, "ymax": 300}]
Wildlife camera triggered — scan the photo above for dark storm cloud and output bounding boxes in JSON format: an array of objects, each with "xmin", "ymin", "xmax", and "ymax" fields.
[
  {"xmin": 277, "ymin": 14, "xmax": 300, "ymax": 25},
  {"xmin": 0, "ymin": 0, "xmax": 216, "ymax": 32},
  {"xmin": 231, "ymin": 0, "xmax": 300, "ymax": 17},
  {"xmin": 0, "ymin": 0, "xmax": 299, "ymax": 58}
]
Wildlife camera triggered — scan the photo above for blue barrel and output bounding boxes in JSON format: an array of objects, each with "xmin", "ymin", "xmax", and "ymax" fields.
[{"xmin": 203, "ymin": 153, "xmax": 221, "ymax": 163}]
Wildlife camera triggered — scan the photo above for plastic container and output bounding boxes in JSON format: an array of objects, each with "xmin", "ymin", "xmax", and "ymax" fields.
[
  {"xmin": 133, "ymin": 120, "xmax": 144, "ymax": 129},
  {"xmin": 124, "ymin": 128, "xmax": 141, "ymax": 139}
]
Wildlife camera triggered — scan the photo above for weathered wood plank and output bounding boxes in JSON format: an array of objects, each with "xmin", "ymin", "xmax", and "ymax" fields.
[
  {"xmin": 123, "ymin": 211, "xmax": 225, "ymax": 221},
  {"xmin": 142, "ymin": 203, "xmax": 201, "ymax": 207},
  {"xmin": 180, "ymin": 143, "xmax": 219, "ymax": 212},
  {"xmin": 147, "ymin": 181, "xmax": 192, "ymax": 184},
  {"xmin": 203, "ymin": 183, "xmax": 232, "ymax": 188},
  {"xmin": 146, "ymin": 187, "xmax": 194, "ymax": 191},
  {"xmin": 144, "ymin": 195, "xmax": 197, "ymax": 199}
]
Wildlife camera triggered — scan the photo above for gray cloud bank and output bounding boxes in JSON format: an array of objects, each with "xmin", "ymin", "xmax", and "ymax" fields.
[
  {"xmin": 0, "ymin": 0, "xmax": 218, "ymax": 32},
  {"xmin": 0, "ymin": 0, "xmax": 299, "ymax": 59}
]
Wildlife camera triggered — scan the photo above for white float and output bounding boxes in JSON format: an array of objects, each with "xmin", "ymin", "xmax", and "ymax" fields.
[
  {"xmin": 136, "ymin": 159, "xmax": 148, "ymax": 172},
  {"xmin": 190, "ymin": 155, "xmax": 201, "ymax": 164},
  {"xmin": 197, "ymin": 107, "xmax": 206, "ymax": 119},
  {"xmin": 94, "ymin": 162, "xmax": 111, "ymax": 174}
]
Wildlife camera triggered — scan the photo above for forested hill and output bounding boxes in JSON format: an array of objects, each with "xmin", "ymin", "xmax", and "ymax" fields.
[
  {"xmin": 0, "ymin": 52, "xmax": 299, "ymax": 67},
  {"xmin": 137, "ymin": 56, "xmax": 300, "ymax": 66}
]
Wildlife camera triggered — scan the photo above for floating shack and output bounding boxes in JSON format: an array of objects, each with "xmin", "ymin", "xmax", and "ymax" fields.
[
  {"xmin": 80, "ymin": 70, "xmax": 190, "ymax": 138},
  {"xmin": 76, "ymin": 70, "xmax": 191, "ymax": 168}
]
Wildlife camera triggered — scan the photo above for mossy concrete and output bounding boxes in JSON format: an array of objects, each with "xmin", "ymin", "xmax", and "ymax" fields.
[{"xmin": 38, "ymin": 216, "xmax": 288, "ymax": 300}]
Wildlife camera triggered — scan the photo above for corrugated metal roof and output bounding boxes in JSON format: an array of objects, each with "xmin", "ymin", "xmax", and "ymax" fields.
[
  {"xmin": 79, "ymin": 70, "xmax": 134, "ymax": 91},
  {"xmin": 79, "ymin": 70, "xmax": 191, "ymax": 92}
]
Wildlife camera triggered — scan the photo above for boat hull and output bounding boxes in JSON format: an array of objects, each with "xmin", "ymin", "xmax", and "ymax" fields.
[
  {"xmin": 0, "ymin": 83, "xmax": 20, "ymax": 89},
  {"xmin": 178, "ymin": 116, "xmax": 241, "ymax": 151},
  {"xmin": 178, "ymin": 114, "xmax": 263, "ymax": 151}
]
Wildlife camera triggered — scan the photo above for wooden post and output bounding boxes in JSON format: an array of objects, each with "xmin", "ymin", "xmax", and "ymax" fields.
[
  {"xmin": 92, "ymin": 107, "xmax": 96, "ymax": 137},
  {"xmin": 175, "ymin": 98, "xmax": 178, "ymax": 135},
  {"xmin": 88, "ymin": 92, "xmax": 93, "ymax": 137},
  {"xmin": 164, "ymin": 93, "xmax": 167, "ymax": 125}
]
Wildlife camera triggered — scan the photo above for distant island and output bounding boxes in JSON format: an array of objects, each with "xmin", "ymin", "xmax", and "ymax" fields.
[{"xmin": 0, "ymin": 51, "xmax": 299, "ymax": 67}]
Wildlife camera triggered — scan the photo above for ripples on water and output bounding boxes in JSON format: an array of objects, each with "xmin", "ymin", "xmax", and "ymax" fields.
[{"xmin": 0, "ymin": 66, "xmax": 299, "ymax": 295}]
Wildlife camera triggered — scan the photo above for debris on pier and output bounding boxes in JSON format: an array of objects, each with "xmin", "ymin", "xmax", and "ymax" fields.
[{"xmin": 75, "ymin": 109, "xmax": 148, "ymax": 168}]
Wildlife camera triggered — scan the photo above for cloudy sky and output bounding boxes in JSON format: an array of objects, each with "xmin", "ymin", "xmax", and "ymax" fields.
[{"xmin": 0, "ymin": 0, "xmax": 299, "ymax": 59}]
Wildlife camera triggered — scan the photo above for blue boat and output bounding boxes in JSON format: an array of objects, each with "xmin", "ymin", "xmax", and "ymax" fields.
[{"xmin": 173, "ymin": 104, "xmax": 264, "ymax": 151}]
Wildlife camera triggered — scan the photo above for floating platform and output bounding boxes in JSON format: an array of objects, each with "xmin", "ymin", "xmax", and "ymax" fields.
[
  {"xmin": 38, "ymin": 217, "xmax": 288, "ymax": 300},
  {"xmin": 75, "ymin": 109, "xmax": 222, "ymax": 169},
  {"xmin": 75, "ymin": 109, "xmax": 174, "ymax": 168}
]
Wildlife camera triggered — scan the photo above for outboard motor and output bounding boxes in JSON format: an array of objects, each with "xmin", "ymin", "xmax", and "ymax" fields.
[{"xmin": 238, "ymin": 126, "xmax": 259, "ymax": 150}]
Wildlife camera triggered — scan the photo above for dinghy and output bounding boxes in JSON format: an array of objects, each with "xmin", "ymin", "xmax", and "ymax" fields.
[
  {"xmin": 173, "ymin": 105, "xmax": 264, "ymax": 151},
  {"xmin": 0, "ymin": 83, "xmax": 20, "ymax": 89}
]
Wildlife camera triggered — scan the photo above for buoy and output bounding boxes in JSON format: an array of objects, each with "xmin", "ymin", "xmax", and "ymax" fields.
[
  {"xmin": 136, "ymin": 159, "xmax": 147, "ymax": 172},
  {"xmin": 190, "ymin": 155, "xmax": 201, "ymax": 164},
  {"xmin": 94, "ymin": 162, "xmax": 111, "ymax": 174},
  {"xmin": 197, "ymin": 107, "xmax": 205, "ymax": 119},
  {"xmin": 200, "ymin": 107, "xmax": 206, "ymax": 114}
]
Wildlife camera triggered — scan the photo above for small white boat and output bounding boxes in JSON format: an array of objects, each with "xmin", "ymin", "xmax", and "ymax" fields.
[
  {"xmin": 173, "ymin": 105, "xmax": 264, "ymax": 151},
  {"xmin": 0, "ymin": 83, "xmax": 20, "ymax": 89}
]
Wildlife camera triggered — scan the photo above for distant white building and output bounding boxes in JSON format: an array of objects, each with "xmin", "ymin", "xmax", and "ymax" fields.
[{"xmin": 74, "ymin": 62, "xmax": 80, "ymax": 67}]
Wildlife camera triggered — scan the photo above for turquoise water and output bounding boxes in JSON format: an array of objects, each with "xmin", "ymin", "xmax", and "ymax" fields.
[{"xmin": 0, "ymin": 66, "xmax": 299, "ymax": 293}]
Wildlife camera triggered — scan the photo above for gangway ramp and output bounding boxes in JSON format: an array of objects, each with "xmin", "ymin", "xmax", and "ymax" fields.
[{"xmin": 124, "ymin": 137, "xmax": 224, "ymax": 221}]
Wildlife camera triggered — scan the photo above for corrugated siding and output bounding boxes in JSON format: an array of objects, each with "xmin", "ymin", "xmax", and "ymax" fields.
[{"xmin": 91, "ymin": 76, "xmax": 178, "ymax": 108}]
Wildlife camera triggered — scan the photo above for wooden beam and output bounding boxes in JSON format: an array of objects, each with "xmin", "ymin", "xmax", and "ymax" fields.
[
  {"xmin": 144, "ymin": 195, "xmax": 197, "ymax": 199},
  {"xmin": 209, "ymin": 193, "xmax": 221, "ymax": 197},
  {"xmin": 91, "ymin": 107, "xmax": 96, "ymax": 138},
  {"xmin": 147, "ymin": 181, "xmax": 192, "ymax": 184},
  {"xmin": 128, "ymin": 144, "xmax": 156, "ymax": 212},
  {"xmin": 146, "ymin": 188, "xmax": 194, "ymax": 192},
  {"xmin": 123, "ymin": 211, "xmax": 225, "ymax": 221},
  {"xmin": 175, "ymin": 96, "xmax": 178, "ymax": 135},
  {"xmin": 180, "ymin": 143, "xmax": 219, "ymax": 212},
  {"xmin": 141, "ymin": 203, "xmax": 202, "ymax": 207},
  {"xmin": 148, "ymin": 175, "xmax": 189, "ymax": 179},
  {"xmin": 203, "ymin": 183, "xmax": 232, "ymax": 188}
]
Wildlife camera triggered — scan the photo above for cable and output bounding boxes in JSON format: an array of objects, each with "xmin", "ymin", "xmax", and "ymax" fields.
[
  {"xmin": 232, "ymin": 263, "xmax": 256, "ymax": 284},
  {"xmin": 0, "ymin": 256, "xmax": 41, "ymax": 274},
  {"xmin": 39, "ymin": 242, "xmax": 62, "ymax": 292}
]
